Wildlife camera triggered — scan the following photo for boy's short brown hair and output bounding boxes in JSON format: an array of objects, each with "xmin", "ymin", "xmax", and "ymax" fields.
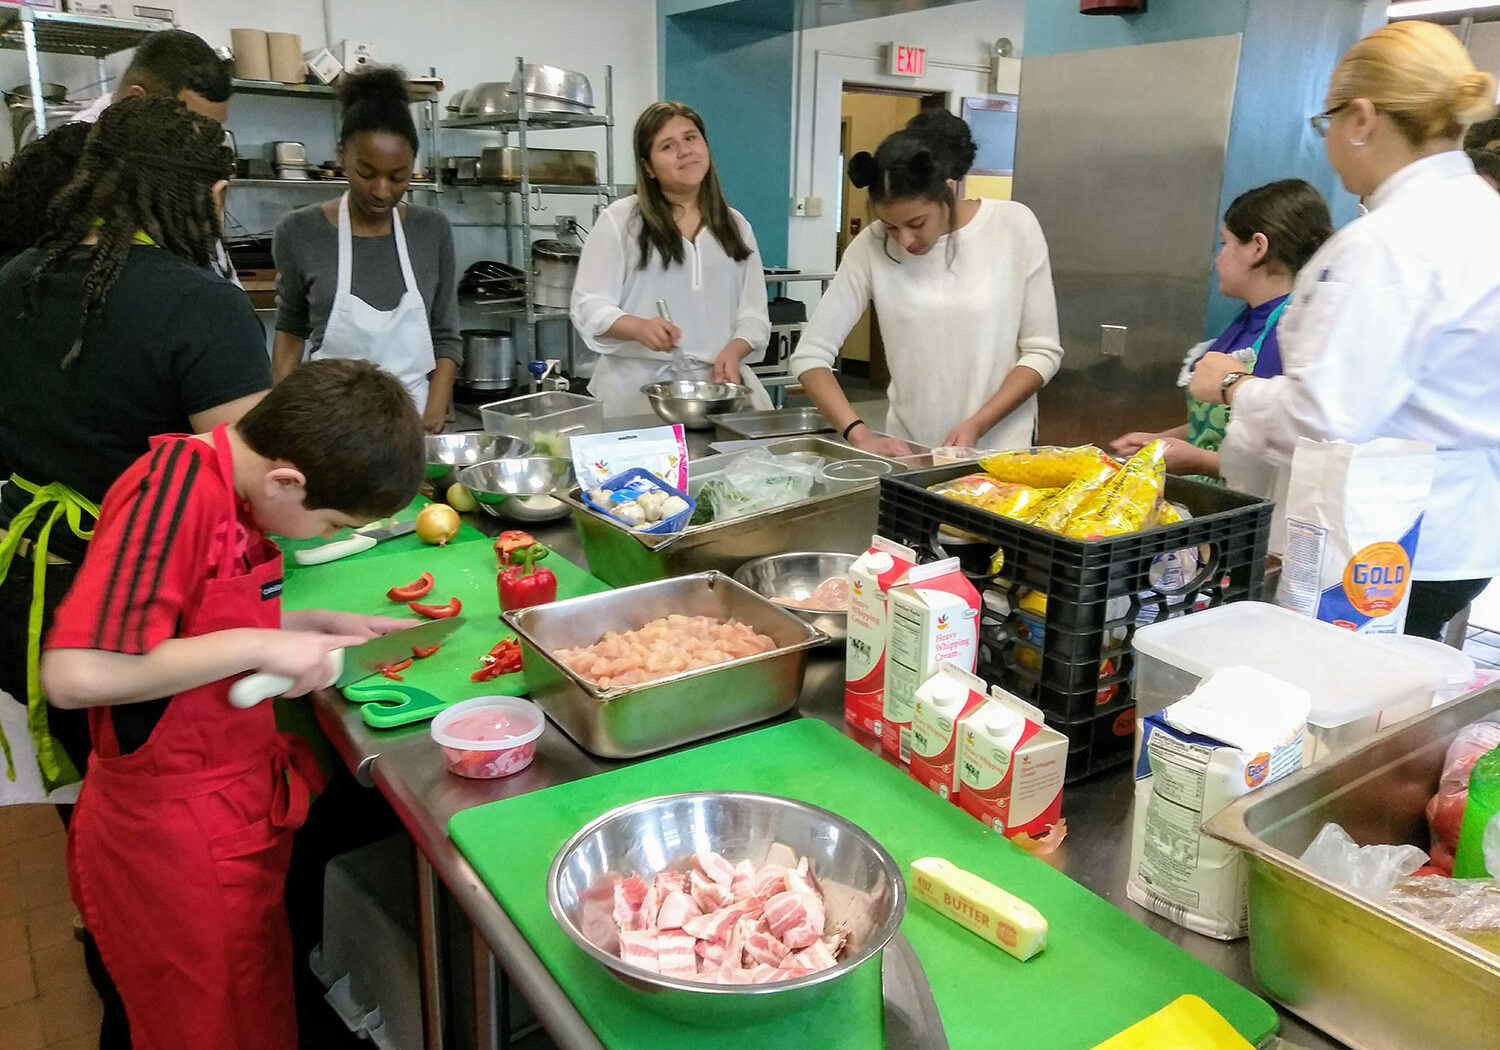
[{"xmin": 237, "ymin": 359, "xmax": 424, "ymax": 518}]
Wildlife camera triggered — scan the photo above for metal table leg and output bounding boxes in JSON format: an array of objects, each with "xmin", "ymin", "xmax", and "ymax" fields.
[
  {"xmin": 472, "ymin": 925, "xmax": 500, "ymax": 1050},
  {"xmin": 416, "ymin": 854, "xmax": 447, "ymax": 1050}
]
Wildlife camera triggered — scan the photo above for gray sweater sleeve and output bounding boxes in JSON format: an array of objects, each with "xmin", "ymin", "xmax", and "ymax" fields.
[
  {"xmin": 271, "ymin": 207, "xmax": 315, "ymax": 339},
  {"xmin": 424, "ymin": 209, "xmax": 462, "ymax": 365}
]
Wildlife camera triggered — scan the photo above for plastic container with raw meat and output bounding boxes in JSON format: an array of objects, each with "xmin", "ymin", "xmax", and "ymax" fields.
[{"xmin": 430, "ymin": 696, "xmax": 545, "ymax": 779}]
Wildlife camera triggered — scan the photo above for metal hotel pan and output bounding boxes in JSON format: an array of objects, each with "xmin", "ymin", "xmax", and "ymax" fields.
[
  {"xmin": 502, "ymin": 572, "xmax": 826, "ymax": 758},
  {"xmin": 1205, "ymin": 685, "xmax": 1500, "ymax": 1050}
]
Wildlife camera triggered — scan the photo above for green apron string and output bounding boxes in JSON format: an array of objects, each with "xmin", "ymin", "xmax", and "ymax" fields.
[{"xmin": 0, "ymin": 475, "xmax": 97, "ymax": 788}]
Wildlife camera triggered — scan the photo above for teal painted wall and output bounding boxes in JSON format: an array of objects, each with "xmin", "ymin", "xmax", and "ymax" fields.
[{"xmin": 1023, "ymin": 0, "xmax": 1249, "ymax": 57}]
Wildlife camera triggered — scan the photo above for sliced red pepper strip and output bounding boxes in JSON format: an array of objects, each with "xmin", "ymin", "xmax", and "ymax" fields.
[
  {"xmin": 386, "ymin": 571, "xmax": 434, "ymax": 602},
  {"xmin": 384, "ymin": 657, "xmax": 414, "ymax": 673},
  {"xmin": 381, "ymin": 670, "xmax": 405, "ymax": 681},
  {"xmin": 411, "ymin": 642, "xmax": 442, "ymax": 659},
  {"xmin": 469, "ymin": 663, "xmax": 505, "ymax": 682},
  {"xmin": 408, "ymin": 596, "xmax": 462, "ymax": 619}
]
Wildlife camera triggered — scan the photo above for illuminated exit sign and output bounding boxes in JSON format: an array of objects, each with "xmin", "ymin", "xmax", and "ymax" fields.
[{"xmin": 886, "ymin": 42, "xmax": 927, "ymax": 77}]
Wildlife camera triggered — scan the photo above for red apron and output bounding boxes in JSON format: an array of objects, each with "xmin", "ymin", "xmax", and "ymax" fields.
[{"xmin": 66, "ymin": 428, "xmax": 324, "ymax": 1050}]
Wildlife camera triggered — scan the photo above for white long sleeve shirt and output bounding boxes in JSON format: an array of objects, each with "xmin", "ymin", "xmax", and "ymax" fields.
[
  {"xmin": 787, "ymin": 198, "xmax": 1064, "ymax": 449},
  {"xmin": 1222, "ymin": 150, "xmax": 1500, "ymax": 580},
  {"xmin": 570, "ymin": 195, "xmax": 771, "ymax": 416}
]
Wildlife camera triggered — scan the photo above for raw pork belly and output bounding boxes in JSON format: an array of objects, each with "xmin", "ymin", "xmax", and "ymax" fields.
[{"xmin": 554, "ymin": 614, "xmax": 776, "ymax": 688}]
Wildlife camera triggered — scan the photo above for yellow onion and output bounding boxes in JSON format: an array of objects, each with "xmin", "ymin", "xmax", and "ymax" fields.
[{"xmin": 415, "ymin": 503, "xmax": 461, "ymax": 546}]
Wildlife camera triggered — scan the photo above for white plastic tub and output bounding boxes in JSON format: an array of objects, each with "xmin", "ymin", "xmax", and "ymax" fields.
[{"xmin": 430, "ymin": 695, "xmax": 545, "ymax": 778}]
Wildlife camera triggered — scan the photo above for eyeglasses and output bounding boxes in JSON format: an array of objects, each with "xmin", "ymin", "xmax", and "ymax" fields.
[{"xmin": 1309, "ymin": 102, "xmax": 1350, "ymax": 138}]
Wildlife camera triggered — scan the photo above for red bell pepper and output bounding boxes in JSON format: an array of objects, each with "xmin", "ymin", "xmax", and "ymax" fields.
[
  {"xmin": 497, "ymin": 544, "xmax": 557, "ymax": 612},
  {"xmin": 470, "ymin": 637, "xmax": 523, "ymax": 680},
  {"xmin": 494, "ymin": 530, "xmax": 537, "ymax": 566},
  {"xmin": 379, "ymin": 657, "xmax": 414, "ymax": 681},
  {"xmin": 385, "ymin": 571, "xmax": 434, "ymax": 602},
  {"xmin": 409, "ymin": 596, "xmax": 462, "ymax": 619},
  {"xmin": 411, "ymin": 642, "xmax": 442, "ymax": 659}
]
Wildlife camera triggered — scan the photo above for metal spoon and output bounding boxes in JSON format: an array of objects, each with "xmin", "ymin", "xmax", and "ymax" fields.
[{"xmin": 656, "ymin": 299, "xmax": 691, "ymax": 380}]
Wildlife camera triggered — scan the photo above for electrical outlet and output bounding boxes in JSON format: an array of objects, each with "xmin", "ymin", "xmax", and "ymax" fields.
[
  {"xmin": 792, "ymin": 197, "xmax": 806, "ymax": 217},
  {"xmin": 555, "ymin": 214, "xmax": 576, "ymax": 237},
  {"xmin": 791, "ymin": 196, "xmax": 823, "ymax": 218},
  {"xmin": 1100, "ymin": 324, "xmax": 1127, "ymax": 358}
]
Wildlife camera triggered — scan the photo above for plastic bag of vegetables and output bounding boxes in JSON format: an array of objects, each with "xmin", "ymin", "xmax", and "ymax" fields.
[{"xmin": 697, "ymin": 449, "xmax": 822, "ymax": 521}]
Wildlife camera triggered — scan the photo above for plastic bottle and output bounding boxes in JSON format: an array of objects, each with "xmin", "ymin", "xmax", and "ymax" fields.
[{"xmin": 1454, "ymin": 745, "xmax": 1500, "ymax": 878}]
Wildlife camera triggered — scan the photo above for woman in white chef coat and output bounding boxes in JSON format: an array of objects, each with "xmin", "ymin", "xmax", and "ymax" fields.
[
  {"xmin": 789, "ymin": 110, "xmax": 1064, "ymax": 456},
  {"xmin": 1190, "ymin": 20, "xmax": 1500, "ymax": 639},
  {"xmin": 571, "ymin": 101, "xmax": 772, "ymax": 417},
  {"xmin": 272, "ymin": 66, "xmax": 461, "ymax": 433}
]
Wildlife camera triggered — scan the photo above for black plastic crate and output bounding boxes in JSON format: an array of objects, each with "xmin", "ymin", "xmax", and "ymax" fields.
[{"xmin": 878, "ymin": 463, "xmax": 1273, "ymax": 781}]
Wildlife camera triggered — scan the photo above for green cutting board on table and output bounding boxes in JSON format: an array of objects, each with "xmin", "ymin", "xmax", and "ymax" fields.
[
  {"xmin": 448, "ymin": 719, "xmax": 1278, "ymax": 1050},
  {"xmin": 280, "ymin": 531, "xmax": 608, "ymax": 727},
  {"xmin": 276, "ymin": 494, "xmax": 488, "ymax": 570}
]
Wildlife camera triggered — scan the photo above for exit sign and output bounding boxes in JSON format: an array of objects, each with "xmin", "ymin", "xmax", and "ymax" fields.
[{"xmin": 887, "ymin": 42, "xmax": 927, "ymax": 78}]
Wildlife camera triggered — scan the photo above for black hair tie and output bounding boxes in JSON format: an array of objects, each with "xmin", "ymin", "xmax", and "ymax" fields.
[{"xmin": 847, "ymin": 151, "xmax": 877, "ymax": 190}]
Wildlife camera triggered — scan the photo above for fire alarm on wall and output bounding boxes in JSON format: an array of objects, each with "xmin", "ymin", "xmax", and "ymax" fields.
[{"xmin": 1081, "ymin": 0, "xmax": 1147, "ymax": 13}]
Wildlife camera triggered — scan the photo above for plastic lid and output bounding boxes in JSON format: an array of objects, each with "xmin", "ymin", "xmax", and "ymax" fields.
[
  {"xmin": 863, "ymin": 551, "xmax": 894, "ymax": 574},
  {"xmin": 1133, "ymin": 602, "xmax": 1437, "ymax": 729},
  {"xmin": 926, "ymin": 674, "xmax": 968, "ymax": 705},
  {"xmin": 1365, "ymin": 632, "xmax": 1476, "ymax": 688},
  {"xmin": 980, "ymin": 707, "xmax": 1022, "ymax": 736},
  {"xmin": 431, "ymin": 695, "xmax": 545, "ymax": 750}
]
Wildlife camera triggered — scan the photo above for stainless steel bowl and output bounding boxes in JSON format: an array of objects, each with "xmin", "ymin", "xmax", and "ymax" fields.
[
  {"xmin": 512, "ymin": 63, "xmax": 594, "ymax": 109},
  {"xmin": 547, "ymin": 791, "xmax": 905, "ymax": 1024},
  {"xmin": 641, "ymin": 380, "xmax": 751, "ymax": 430},
  {"xmin": 733, "ymin": 552, "xmax": 856, "ymax": 643},
  {"xmin": 425, "ymin": 433, "xmax": 532, "ymax": 490},
  {"xmin": 461, "ymin": 81, "xmax": 512, "ymax": 117},
  {"xmin": 457, "ymin": 457, "xmax": 576, "ymax": 522}
]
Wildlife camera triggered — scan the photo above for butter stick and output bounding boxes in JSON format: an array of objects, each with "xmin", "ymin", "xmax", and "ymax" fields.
[{"xmin": 910, "ymin": 856, "xmax": 1047, "ymax": 961}]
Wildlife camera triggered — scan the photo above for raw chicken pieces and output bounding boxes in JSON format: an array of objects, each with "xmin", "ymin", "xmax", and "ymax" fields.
[
  {"xmin": 604, "ymin": 844, "xmax": 844, "ymax": 984},
  {"xmin": 771, "ymin": 575, "xmax": 851, "ymax": 612},
  {"xmin": 555, "ymin": 614, "xmax": 777, "ymax": 689}
]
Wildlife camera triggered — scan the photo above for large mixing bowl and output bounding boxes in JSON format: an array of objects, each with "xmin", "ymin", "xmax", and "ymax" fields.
[
  {"xmin": 548, "ymin": 791, "xmax": 905, "ymax": 1024},
  {"xmin": 458, "ymin": 457, "xmax": 576, "ymax": 522},
  {"xmin": 733, "ymin": 552, "xmax": 856, "ymax": 644},
  {"xmin": 641, "ymin": 380, "xmax": 750, "ymax": 430},
  {"xmin": 426, "ymin": 433, "xmax": 532, "ymax": 489}
]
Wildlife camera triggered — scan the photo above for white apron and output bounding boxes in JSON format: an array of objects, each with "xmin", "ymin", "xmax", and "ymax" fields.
[
  {"xmin": 590, "ymin": 353, "xmax": 774, "ymax": 419},
  {"xmin": 317, "ymin": 193, "xmax": 435, "ymax": 412}
]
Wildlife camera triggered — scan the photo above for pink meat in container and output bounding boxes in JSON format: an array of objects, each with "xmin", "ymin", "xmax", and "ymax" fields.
[{"xmin": 431, "ymin": 696, "xmax": 545, "ymax": 778}]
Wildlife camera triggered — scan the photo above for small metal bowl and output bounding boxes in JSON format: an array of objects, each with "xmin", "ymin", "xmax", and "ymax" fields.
[
  {"xmin": 640, "ymin": 380, "xmax": 750, "ymax": 430},
  {"xmin": 733, "ymin": 552, "xmax": 856, "ymax": 643},
  {"xmin": 426, "ymin": 433, "xmax": 533, "ymax": 490},
  {"xmin": 457, "ymin": 457, "xmax": 576, "ymax": 522},
  {"xmin": 548, "ymin": 791, "xmax": 905, "ymax": 1024}
]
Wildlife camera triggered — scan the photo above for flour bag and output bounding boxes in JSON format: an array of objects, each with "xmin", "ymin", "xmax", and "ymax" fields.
[{"xmin": 1276, "ymin": 437, "xmax": 1435, "ymax": 634}]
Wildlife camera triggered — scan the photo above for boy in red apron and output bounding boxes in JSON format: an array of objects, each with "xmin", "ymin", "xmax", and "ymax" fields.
[{"xmin": 40, "ymin": 359, "xmax": 424, "ymax": 1050}]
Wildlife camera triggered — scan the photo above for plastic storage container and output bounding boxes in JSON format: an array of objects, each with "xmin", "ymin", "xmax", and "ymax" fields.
[
  {"xmin": 581, "ymin": 467, "xmax": 696, "ymax": 534},
  {"xmin": 1366, "ymin": 632, "xmax": 1478, "ymax": 707},
  {"xmin": 430, "ymin": 695, "xmax": 545, "ymax": 778},
  {"xmin": 876, "ymin": 465, "xmax": 1274, "ymax": 781},
  {"xmin": 1133, "ymin": 602, "xmax": 1438, "ymax": 764},
  {"xmin": 479, "ymin": 390, "xmax": 604, "ymax": 456}
]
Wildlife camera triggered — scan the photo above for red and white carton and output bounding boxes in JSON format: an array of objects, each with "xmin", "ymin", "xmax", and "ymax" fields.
[
  {"xmin": 957, "ymin": 691, "xmax": 1067, "ymax": 839},
  {"xmin": 844, "ymin": 535, "xmax": 917, "ymax": 736},
  {"xmin": 909, "ymin": 663, "xmax": 990, "ymax": 801},
  {"xmin": 882, "ymin": 558, "xmax": 980, "ymax": 762}
]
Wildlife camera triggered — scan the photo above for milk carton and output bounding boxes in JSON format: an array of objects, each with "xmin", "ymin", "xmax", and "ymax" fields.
[
  {"xmin": 844, "ymin": 536, "xmax": 917, "ymax": 737},
  {"xmin": 909, "ymin": 664, "xmax": 990, "ymax": 800},
  {"xmin": 883, "ymin": 559, "xmax": 980, "ymax": 762},
  {"xmin": 956, "ymin": 692, "xmax": 1067, "ymax": 839},
  {"xmin": 1126, "ymin": 666, "xmax": 1311, "ymax": 939}
]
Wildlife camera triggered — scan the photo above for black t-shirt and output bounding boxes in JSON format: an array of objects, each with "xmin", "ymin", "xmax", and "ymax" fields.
[{"xmin": 0, "ymin": 245, "xmax": 269, "ymax": 561}]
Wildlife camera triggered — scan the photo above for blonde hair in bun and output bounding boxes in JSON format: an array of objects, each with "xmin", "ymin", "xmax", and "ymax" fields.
[{"xmin": 1328, "ymin": 20, "xmax": 1497, "ymax": 146}]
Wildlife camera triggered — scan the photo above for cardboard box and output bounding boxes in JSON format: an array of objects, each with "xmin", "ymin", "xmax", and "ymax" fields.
[
  {"xmin": 956, "ymin": 691, "xmax": 1067, "ymax": 839},
  {"xmin": 303, "ymin": 47, "xmax": 343, "ymax": 86},
  {"xmin": 882, "ymin": 558, "xmax": 979, "ymax": 762},
  {"xmin": 909, "ymin": 663, "xmax": 990, "ymax": 801},
  {"xmin": 844, "ymin": 535, "xmax": 915, "ymax": 737}
]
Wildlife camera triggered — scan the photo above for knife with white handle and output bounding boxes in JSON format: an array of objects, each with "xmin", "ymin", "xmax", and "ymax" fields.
[{"xmin": 293, "ymin": 519, "xmax": 417, "ymax": 566}]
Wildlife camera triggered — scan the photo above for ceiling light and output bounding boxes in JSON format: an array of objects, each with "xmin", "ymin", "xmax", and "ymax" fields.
[{"xmin": 1388, "ymin": 1, "xmax": 1500, "ymax": 17}]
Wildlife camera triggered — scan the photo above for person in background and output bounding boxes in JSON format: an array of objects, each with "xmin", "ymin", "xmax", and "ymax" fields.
[
  {"xmin": 1467, "ymin": 147, "xmax": 1500, "ymax": 190},
  {"xmin": 272, "ymin": 65, "xmax": 461, "ymax": 433},
  {"xmin": 571, "ymin": 100, "xmax": 773, "ymax": 416},
  {"xmin": 1463, "ymin": 112, "xmax": 1500, "ymax": 151},
  {"xmin": 1190, "ymin": 20, "xmax": 1500, "ymax": 640},
  {"xmin": 42, "ymin": 358, "xmax": 424, "ymax": 1050},
  {"xmin": 0, "ymin": 120, "xmax": 91, "ymax": 263},
  {"xmin": 789, "ymin": 109, "xmax": 1064, "ymax": 456},
  {"xmin": 1112, "ymin": 179, "xmax": 1333, "ymax": 478},
  {"xmin": 74, "ymin": 27, "xmax": 233, "ymax": 124}
]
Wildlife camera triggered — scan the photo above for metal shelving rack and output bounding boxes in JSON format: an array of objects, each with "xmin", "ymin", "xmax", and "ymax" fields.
[{"xmin": 0, "ymin": 7, "xmax": 158, "ymax": 135}]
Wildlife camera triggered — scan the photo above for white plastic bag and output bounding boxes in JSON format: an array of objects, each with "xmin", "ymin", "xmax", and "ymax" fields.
[
  {"xmin": 1299, "ymin": 822, "xmax": 1428, "ymax": 898},
  {"xmin": 698, "ymin": 449, "xmax": 821, "ymax": 520}
]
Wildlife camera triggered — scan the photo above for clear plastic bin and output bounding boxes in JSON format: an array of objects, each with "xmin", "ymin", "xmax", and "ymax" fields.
[
  {"xmin": 1133, "ymin": 601, "xmax": 1438, "ymax": 764},
  {"xmin": 479, "ymin": 390, "xmax": 604, "ymax": 457}
]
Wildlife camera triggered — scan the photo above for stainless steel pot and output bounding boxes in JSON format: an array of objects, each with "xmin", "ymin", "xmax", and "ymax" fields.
[
  {"xmin": 531, "ymin": 239, "xmax": 581, "ymax": 309},
  {"xmin": 510, "ymin": 64, "xmax": 593, "ymax": 110},
  {"xmin": 458, "ymin": 329, "xmax": 517, "ymax": 393}
]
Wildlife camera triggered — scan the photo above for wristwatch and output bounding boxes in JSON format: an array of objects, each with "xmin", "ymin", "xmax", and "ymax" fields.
[{"xmin": 1219, "ymin": 371, "xmax": 1249, "ymax": 402}]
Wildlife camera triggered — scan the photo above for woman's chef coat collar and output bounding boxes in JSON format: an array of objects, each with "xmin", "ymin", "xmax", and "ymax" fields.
[{"xmin": 1366, "ymin": 150, "xmax": 1475, "ymax": 213}]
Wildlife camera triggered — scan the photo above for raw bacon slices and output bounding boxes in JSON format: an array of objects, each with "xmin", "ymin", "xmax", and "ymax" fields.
[{"xmin": 603, "ymin": 842, "xmax": 844, "ymax": 984}]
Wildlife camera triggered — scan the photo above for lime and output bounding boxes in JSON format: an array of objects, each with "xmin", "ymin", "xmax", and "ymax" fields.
[{"xmin": 446, "ymin": 483, "xmax": 478, "ymax": 513}]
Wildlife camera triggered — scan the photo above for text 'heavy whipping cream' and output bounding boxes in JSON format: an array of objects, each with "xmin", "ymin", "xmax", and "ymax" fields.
[
  {"xmin": 844, "ymin": 535, "xmax": 917, "ymax": 737},
  {"xmin": 956, "ymin": 691, "xmax": 1067, "ymax": 840},
  {"xmin": 882, "ymin": 558, "xmax": 980, "ymax": 762},
  {"xmin": 909, "ymin": 663, "xmax": 991, "ymax": 800}
]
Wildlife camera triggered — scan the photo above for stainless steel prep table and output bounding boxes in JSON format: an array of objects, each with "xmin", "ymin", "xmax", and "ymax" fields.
[{"xmin": 308, "ymin": 448, "xmax": 1347, "ymax": 1050}]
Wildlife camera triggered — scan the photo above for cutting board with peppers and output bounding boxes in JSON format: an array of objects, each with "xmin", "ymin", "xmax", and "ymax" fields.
[
  {"xmin": 279, "ymin": 532, "xmax": 609, "ymax": 728},
  {"xmin": 276, "ymin": 494, "xmax": 489, "ymax": 570}
]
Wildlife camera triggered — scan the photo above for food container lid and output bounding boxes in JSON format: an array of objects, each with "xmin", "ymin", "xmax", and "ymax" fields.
[
  {"xmin": 1133, "ymin": 602, "xmax": 1437, "ymax": 729},
  {"xmin": 1365, "ymin": 632, "xmax": 1476, "ymax": 696},
  {"xmin": 430, "ymin": 695, "xmax": 545, "ymax": 750}
]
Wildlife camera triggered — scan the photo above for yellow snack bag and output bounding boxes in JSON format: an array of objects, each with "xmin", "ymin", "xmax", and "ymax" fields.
[
  {"xmin": 928, "ymin": 475, "xmax": 1053, "ymax": 521},
  {"xmin": 1062, "ymin": 440, "xmax": 1168, "ymax": 539},
  {"xmin": 1025, "ymin": 461, "xmax": 1118, "ymax": 533},
  {"xmin": 978, "ymin": 445, "xmax": 1118, "ymax": 489},
  {"xmin": 1152, "ymin": 499, "xmax": 1185, "ymax": 527}
]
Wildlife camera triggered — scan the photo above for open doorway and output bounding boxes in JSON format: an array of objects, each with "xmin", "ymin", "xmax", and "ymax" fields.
[{"xmin": 837, "ymin": 85, "xmax": 945, "ymax": 385}]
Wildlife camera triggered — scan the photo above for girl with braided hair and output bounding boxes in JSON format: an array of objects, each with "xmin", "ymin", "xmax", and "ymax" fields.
[
  {"xmin": 0, "ymin": 93, "xmax": 269, "ymax": 807},
  {"xmin": 788, "ymin": 108, "xmax": 1064, "ymax": 455}
]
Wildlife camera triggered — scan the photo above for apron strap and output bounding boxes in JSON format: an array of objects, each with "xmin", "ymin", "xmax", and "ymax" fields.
[
  {"xmin": 1248, "ymin": 298, "xmax": 1288, "ymax": 356},
  {"xmin": 389, "ymin": 202, "xmax": 419, "ymax": 296},
  {"xmin": 335, "ymin": 192, "xmax": 355, "ymax": 301}
]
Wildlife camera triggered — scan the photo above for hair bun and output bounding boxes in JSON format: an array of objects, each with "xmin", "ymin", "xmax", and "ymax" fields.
[
  {"xmin": 1454, "ymin": 72, "xmax": 1499, "ymax": 124},
  {"xmin": 905, "ymin": 149, "xmax": 937, "ymax": 184},
  {"xmin": 847, "ymin": 151, "xmax": 878, "ymax": 189},
  {"xmin": 337, "ymin": 65, "xmax": 411, "ymax": 109}
]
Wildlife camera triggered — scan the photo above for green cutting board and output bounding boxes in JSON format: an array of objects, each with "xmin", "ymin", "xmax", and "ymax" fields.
[
  {"xmin": 280, "ymin": 535, "xmax": 608, "ymax": 727},
  {"xmin": 276, "ymin": 495, "xmax": 488, "ymax": 571},
  {"xmin": 448, "ymin": 719, "xmax": 1278, "ymax": 1050}
]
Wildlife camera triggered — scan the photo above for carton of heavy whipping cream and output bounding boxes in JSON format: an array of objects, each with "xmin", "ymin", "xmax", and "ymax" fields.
[
  {"xmin": 909, "ymin": 664, "xmax": 991, "ymax": 800},
  {"xmin": 844, "ymin": 536, "xmax": 917, "ymax": 737},
  {"xmin": 956, "ymin": 691, "xmax": 1067, "ymax": 838},
  {"xmin": 1277, "ymin": 437, "xmax": 1435, "ymax": 634},
  {"xmin": 1126, "ymin": 666, "xmax": 1311, "ymax": 939},
  {"xmin": 882, "ymin": 559, "xmax": 981, "ymax": 762}
]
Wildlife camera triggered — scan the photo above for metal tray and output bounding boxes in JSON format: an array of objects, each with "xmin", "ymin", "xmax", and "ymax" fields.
[
  {"xmin": 1205, "ymin": 685, "xmax": 1500, "ymax": 1050},
  {"xmin": 713, "ymin": 408, "xmax": 834, "ymax": 441},
  {"xmin": 501, "ymin": 572, "xmax": 826, "ymax": 758}
]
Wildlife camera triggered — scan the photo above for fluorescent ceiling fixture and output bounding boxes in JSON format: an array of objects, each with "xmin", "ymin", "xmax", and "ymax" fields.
[{"xmin": 1388, "ymin": 1, "xmax": 1500, "ymax": 16}]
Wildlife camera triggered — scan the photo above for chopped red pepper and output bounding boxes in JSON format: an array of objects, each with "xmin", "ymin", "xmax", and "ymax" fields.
[
  {"xmin": 385, "ymin": 571, "xmax": 434, "ymax": 602},
  {"xmin": 494, "ymin": 530, "xmax": 537, "ymax": 566},
  {"xmin": 385, "ymin": 658, "xmax": 414, "ymax": 673},
  {"xmin": 471, "ymin": 637, "xmax": 523, "ymax": 680},
  {"xmin": 381, "ymin": 670, "xmax": 405, "ymax": 681},
  {"xmin": 408, "ymin": 596, "xmax": 462, "ymax": 619},
  {"xmin": 498, "ymin": 544, "xmax": 557, "ymax": 612},
  {"xmin": 411, "ymin": 642, "xmax": 442, "ymax": 659}
]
